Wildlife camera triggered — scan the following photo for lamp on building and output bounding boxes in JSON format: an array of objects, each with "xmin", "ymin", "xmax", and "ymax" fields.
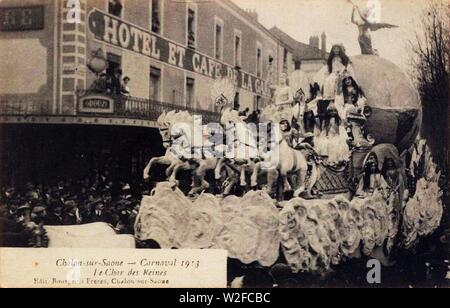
[
  {"xmin": 87, "ymin": 48, "xmax": 108, "ymax": 75},
  {"xmin": 83, "ymin": 49, "xmax": 110, "ymax": 97}
]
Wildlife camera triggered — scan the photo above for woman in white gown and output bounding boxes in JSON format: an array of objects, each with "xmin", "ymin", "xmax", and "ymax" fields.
[
  {"xmin": 273, "ymin": 73, "xmax": 293, "ymax": 108},
  {"xmin": 322, "ymin": 45, "xmax": 354, "ymax": 100},
  {"xmin": 314, "ymin": 45, "xmax": 353, "ymax": 161},
  {"xmin": 326, "ymin": 105, "xmax": 350, "ymax": 164}
]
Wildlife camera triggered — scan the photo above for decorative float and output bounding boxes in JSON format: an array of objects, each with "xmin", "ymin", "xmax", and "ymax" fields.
[{"xmin": 136, "ymin": 54, "xmax": 444, "ymax": 274}]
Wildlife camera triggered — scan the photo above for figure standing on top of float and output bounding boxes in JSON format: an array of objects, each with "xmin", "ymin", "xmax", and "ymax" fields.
[{"xmin": 349, "ymin": 0, "xmax": 398, "ymax": 55}]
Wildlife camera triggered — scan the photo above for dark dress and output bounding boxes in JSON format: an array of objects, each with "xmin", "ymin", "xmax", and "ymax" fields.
[
  {"xmin": 90, "ymin": 210, "xmax": 113, "ymax": 224},
  {"xmin": 45, "ymin": 213, "xmax": 64, "ymax": 226},
  {"xmin": 62, "ymin": 213, "xmax": 78, "ymax": 226},
  {"xmin": 0, "ymin": 217, "xmax": 27, "ymax": 247}
]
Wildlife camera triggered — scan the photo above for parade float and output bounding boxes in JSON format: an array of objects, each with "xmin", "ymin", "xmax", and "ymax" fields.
[
  {"xmin": 37, "ymin": 0, "xmax": 444, "ymax": 276},
  {"xmin": 135, "ymin": 53, "xmax": 444, "ymax": 274},
  {"xmin": 35, "ymin": 48, "xmax": 444, "ymax": 276}
]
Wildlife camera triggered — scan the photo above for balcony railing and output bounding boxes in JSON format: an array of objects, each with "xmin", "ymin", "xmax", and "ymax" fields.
[
  {"xmin": 116, "ymin": 95, "xmax": 221, "ymax": 124},
  {"xmin": 0, "ymin": 94, "xmax": 221, "ymax": 125},
  {"xmin": 0, "ymin": 99, "xmax": 51, "ymax": 115}
]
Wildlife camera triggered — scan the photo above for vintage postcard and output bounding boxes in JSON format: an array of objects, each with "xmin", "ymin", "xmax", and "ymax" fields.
[{"xmin": 0, "ymin": 0, "xmax": 448, "ymax": 290}]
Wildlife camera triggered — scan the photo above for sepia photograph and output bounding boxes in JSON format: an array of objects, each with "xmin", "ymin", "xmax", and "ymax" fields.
[{"xmin": 0, "ymin": 0, "xmax": 448, "ymax": 290}]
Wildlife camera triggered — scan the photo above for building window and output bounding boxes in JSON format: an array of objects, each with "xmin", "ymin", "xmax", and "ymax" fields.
[
  {"xmin": 186, "ymin": 77, "xmax": 195, "ymax": 107},
  {"xmin": 268, "ymin": 52, "xmax": 274, "ymax": 65},
  {"xmin": 150, "ymin": 66, "xmax": 161, "ymax": 101},
  {"xmin": 234, "ymin": 92, "xmax": 240, "ymax": 110},
  {"xmin": 108, "ymin": 0, "xmax": 123, "ymax": 18},
  {"xmin": 151, "ymin": 0, "xmax": 161, "ymax": 34},
  {"xmin": 254, "ymin": 95, "xmax": 262, "ymax": 111},
  {"xmin": 234, "ymin": 30, "xmax": 242, "ymax": 68},
  {"xmin": 214, "ymin": 18, "xmax": 224, "ymax": 60},
  {"xmin": 106, "ymin": 53, "xmax": 122, "ymax": 94},
  {"xmin": 283, "ymin": 48, "xmax": 288, "ymax": 70},
  {"xmin": 256, "ymin": 43, "xmax": 262, "ymax": 78},
  {"xmin": 106, "ymin": 53, "xmax": 122, "ymax": 77},
  {"xmin": 187, "ymin": 6, "xmax": 197, "ymax": 49},
  {"xmin": 267, "ymin": 51, "xmax": 274, "ymax": 84}
]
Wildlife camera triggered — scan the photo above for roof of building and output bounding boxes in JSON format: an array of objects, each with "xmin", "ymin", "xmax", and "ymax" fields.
[
  {"xmin": 222, "ymin": 1, "xmax": 328, "ymax": 62},
  {"xmin": 223, "ymin": 0, "xmax": 281, "ymax": 42},
  {"xmin": 269, "ymin": 26, "xmax": 328, "ymax": 61}
]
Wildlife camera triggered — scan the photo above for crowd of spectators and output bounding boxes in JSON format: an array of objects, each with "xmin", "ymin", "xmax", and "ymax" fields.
[{"xmin": 0, "ymin": 161, "xmax": 143, "ymax": 246}]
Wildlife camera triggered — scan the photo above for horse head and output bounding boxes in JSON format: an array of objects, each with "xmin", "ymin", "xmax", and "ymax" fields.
[
  {"xmin": 156, "ymin": 112, "xmax": 172, "ymax": 148},
  {"xmin": 157, "ymin": 111, "xmax": 167, "ymax": 128},
  {"xmin": 220, "ymin": 107, "xmax": 240, "ymax": 127},
  {"xmin": 159, "ymin": 110, "xmax": 183, "ymax": 148}
]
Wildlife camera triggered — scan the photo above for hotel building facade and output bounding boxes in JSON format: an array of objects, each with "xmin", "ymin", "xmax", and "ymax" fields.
[{"xmin": 0, "ymin": 0, "xmax": 326, "ymax": 185}]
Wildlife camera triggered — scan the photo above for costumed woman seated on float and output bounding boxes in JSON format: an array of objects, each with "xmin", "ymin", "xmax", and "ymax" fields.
[
  {"xmin": 312, "ymin": 44, "xmax": 357, "ymax": 164},
  {"xmin": 355, "ymin": 153, "xmax": 389, "ymax": 198},
  {"xmin": 266, "ymin": 43, "xmax": 373, "ymax": 165},
  {"xmin": 336, "ymin": 74, "xmax": 367, "ymax": 120}
]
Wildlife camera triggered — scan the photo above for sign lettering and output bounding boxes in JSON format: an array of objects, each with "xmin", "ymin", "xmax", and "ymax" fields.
[
  {"xmin": 66, "ymin": 0, "xmax": 81, "ymax": 24},
  {"xmin": 88, "ymin": 9, "xmax": 269, "ymax": 97},
  {"xmin": 0, "ymin": 6, "xmax": 44, "ymax": 31},
  {"xmin": 79, "ymin": 96, "xmax": 114, "ymax": 114}
]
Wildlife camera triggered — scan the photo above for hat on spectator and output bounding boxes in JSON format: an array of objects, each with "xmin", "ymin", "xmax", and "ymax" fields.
[
  {"xmin": 32, "ymin": 206, "xmax": 46, "ymax": 214},
  {"xmin": 88, "ymin": 197, "xmax": 102, "ymax": 207},
  {"xmin": 18, "ymin": 202, "xmax": 31, "ymax": 210},
  {"xmin": 64, "ymin": 200, "xmax": 77, "ymax": 210},
  {"xmin": 26, "ymin": 190, "xmax": 40, "ymax": 200},
  {"xmin": 5, "ymin": 187, "xmax": 15, "ymax": 197},
  {"xmin": 116, "ymin": 199, "xmax": 131, "ymax": 208}
]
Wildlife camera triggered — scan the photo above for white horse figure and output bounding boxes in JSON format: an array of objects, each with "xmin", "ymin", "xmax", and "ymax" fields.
[
  {"xmin": 215, "ymin": 107, "xmax": 260, "ymax": 190},
  {"xmin": 143, "ymin": 111, "xmax": 195, "ymax": 186},
  {"xmin": 165, "ymin": 111, "xmax": 198, "ymax": 185},
  {"xmin": 252, "ymin": 105, "xmax": 320, "ymax": 198},
  {"xmin": 170, "ymin": 117, "xmax": 229, "ymax": 196},
  {"xmin": 143, "ymin": 111, "xmax": 175, "ymax": 179}
]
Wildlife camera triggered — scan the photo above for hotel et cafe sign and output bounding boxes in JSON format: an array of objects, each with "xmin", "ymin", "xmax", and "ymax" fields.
[{"xmin": 87, "ymin": 8, "xmax": 270, "ymax": 98}]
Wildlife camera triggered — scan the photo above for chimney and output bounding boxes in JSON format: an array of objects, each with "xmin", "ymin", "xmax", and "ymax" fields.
[
  {"xmin": 246, "ymin": 9, "xmax": 258, "ymax": 22},
  {"xmin": 321, "ymin": 32, "xmax": 327, "ymax": 56},
  {"xmin": 309, "ymin": 36, "xmax": 319, "ymax": 49}
]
